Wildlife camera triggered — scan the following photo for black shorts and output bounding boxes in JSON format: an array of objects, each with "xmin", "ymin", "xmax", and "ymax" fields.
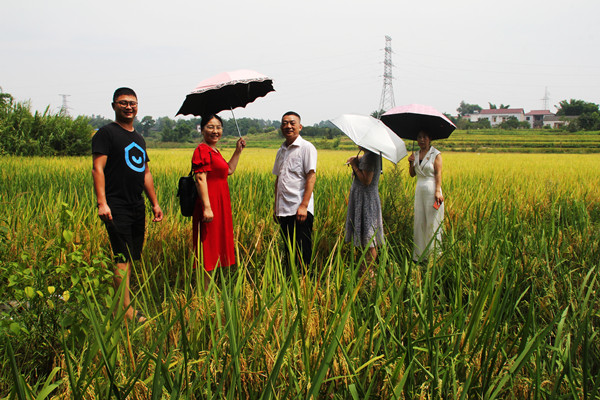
[{"xmin": 104, "ymin": 205, "xmax": 146, "ymax": 263}]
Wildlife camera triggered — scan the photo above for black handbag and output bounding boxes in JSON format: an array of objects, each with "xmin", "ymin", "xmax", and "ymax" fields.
[{"xmin": 177, "ymin": 168, "xmax": 197, "ymax": 217}]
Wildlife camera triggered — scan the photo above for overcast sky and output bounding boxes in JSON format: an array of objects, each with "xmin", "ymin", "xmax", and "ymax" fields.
[{"xmin": 2, "ymin": 0, "xmax": 599, "ymax": 125}]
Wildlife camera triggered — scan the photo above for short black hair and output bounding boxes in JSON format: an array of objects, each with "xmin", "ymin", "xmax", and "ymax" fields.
[
  {"xmin": 200, "ymin": 114, "xmax": 223, "ymax": 130},
  {"xmin": 113, "ymin": 87, "xmax": 137, "ymax": 103},
  {"xmin": 417, "ymin": 130, "xmax": 431, "ymax": 140},
  {"xmin": 282, "ymin": 111, "xmax": 301, "ymax": 121}
]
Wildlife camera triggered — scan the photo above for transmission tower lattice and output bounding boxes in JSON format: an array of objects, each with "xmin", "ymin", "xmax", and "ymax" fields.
[
  {"xmin": 541, "ymin": 87, "xmax": 550, "ymax": 110},
  {"xmin": 378, "ymin": 35, "xmax": 396, "ymax": 115},
  {"xmin": 59, "ymin": 94, "xmax": 70, "ymax": 116}
]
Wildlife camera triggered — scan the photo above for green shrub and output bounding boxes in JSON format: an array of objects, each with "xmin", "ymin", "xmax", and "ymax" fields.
[
  {"xmin": 0, "ymin": 95, "xmax": 92, "ymax": 156},
  {"xmin": 0, "ymin": 202, "xmax": 115, "ymax": 391}
]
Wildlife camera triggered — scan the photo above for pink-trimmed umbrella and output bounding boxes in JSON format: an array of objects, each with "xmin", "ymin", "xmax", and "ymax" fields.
[
  {"xmin": 176, "ymin": 69, "xmax": 275, "ymax": 135},
  {"xmin": 380, "ymin": 104, "xmax": 456, "ymax": 141}
]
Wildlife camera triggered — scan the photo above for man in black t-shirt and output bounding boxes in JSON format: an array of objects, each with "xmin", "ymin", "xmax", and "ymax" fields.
[{"xmin": 92, "ymin": 87, "xmax": 163, "ymax": 323}]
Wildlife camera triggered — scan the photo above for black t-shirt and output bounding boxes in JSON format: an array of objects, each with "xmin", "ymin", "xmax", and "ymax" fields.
[{"xmin": 92, "ymin": 122, "xmax": 149, "ymax": 211}]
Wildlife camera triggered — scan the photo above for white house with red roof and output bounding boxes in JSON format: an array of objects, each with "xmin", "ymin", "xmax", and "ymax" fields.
[
  {"xmin": 524, "ymin": 110, "xmax": 560, "ymax": 128},
  {"xmin": 467, "ymin": 108, "xmax": 525, "ymax": 126},
  {"xmin": 463, "ymin": 108, "xmax": 571, "ymax": 129}
]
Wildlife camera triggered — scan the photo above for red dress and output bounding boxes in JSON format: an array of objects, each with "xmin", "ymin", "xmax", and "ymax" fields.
[{"xmin": 192, "ymin": 143, "xmax": 235, "ymax": 271}]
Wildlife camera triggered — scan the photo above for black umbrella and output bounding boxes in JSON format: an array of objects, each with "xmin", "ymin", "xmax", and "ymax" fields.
[
  {"xmin": 176, "ymin": 69, "xmax": 275, "ymax": 135},
  {"xmin": 380, "ymin": 104, "xmax": 456, "ymax": 141}
]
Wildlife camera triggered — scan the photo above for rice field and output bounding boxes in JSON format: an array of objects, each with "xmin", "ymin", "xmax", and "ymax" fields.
[
  {"xmin": 0, "ymin": 147, "xmax": 599, "ymax": 399},
  {"xmin": 440, "ymin": 133, "xmax": 600, "ymax": 153}
]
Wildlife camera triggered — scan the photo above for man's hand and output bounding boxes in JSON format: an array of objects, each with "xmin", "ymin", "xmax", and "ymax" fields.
[
  {"xmin": 296, "ymin": 204, "xmax": 308, "ymax": 222},
  {"xmin": 152, "ymin": 205, "xmax": 164, "ymax": 222},
  {"xmin": 98, "ymin": 203, "xmax": 112, "ymax": 222}
]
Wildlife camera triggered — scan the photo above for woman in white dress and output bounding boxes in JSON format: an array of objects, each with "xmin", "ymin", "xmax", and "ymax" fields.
[{"xmin": 407, "ymin": 130, "xmax": 444, "ymax": 262}]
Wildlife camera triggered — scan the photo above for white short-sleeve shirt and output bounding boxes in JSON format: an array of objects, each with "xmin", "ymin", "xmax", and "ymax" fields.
[{"xmin": 272, "ymin": 135, "xmax": 317, "ymax": 217}]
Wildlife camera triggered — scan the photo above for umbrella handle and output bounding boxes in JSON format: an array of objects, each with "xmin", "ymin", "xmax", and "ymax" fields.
[{"xmin": 230, "ymin": 107, "xmax": 242, "ymax": 137}]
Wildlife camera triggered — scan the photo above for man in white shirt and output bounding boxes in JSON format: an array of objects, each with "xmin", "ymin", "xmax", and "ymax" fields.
[{"xmin": 273, "ymin": 111, "xmax": 317, "ymax": 271}]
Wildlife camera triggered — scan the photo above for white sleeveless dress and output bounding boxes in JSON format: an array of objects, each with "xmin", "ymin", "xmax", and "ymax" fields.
[{"xmin": 412, "ymin": 146, "xmax": 444, "ymax": 261}]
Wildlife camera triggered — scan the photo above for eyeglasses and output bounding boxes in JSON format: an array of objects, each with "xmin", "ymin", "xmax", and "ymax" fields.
[
  {"xmin": 205, "ymin": 125, "xmax": 223, "ymax": 131},
  {"xmin": 116, "ymin": 100, "xmax": 138, "ymax": 107}
]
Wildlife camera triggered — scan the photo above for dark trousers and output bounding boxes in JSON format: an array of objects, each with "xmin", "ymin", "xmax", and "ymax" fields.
[{"xmin": 278, "ymin": 212, "xmax": 314, "ymax": 272}]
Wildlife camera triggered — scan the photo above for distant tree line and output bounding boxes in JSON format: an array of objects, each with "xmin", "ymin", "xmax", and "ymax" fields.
[
  {"xmin": 6, "ymin": 85, "xmax": 597, "ymax": 157},
  {"xmin": 0, "ymin": 90, "xmax": 93, "ymax": 156},
  {"xmin": 87, "ymin": 115, "xmax": 342, "ymax": 143}
]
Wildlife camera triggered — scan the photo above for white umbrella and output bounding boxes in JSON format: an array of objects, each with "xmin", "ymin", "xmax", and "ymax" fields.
[{"xmin": 331, "ymin": 114, "xmax": 408, "ymax": 164}]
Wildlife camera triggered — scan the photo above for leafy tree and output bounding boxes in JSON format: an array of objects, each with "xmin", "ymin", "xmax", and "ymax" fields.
[
  {"xmin": 456, "ymin": 118, "xmax": 469, "ymax": 130},
  {"xmin": 301, "ymin": 125, "xmax": 342, "ymax": 138},
  {"xmin": 555, "ymin": 99, "xmax": 599, "ymax": 116},
  {"xmin": 139, "ymin": 115, "xmax": 155, "ymax": 136},
  {"xmin": 456, "ymin": 118, "xmax": 490, "ymax": 130},
  {"xmin": 0, "ymin": 88, "xmax": 13, "ymax": 108},
  {"xmin": 160, "ymin": 117, "xmax": 176, "ymax": 142},
  {"xmin": 456, "ymin": 101, "xmax": 482, "ymax": 117},
  {"xmin": 577, "ymin": 112, "xmax": 600, "ymax": 130},
  {"xmin": 220, "ymin": 117, "xmax": 280, "ymax": 136},
  {"xmin": 154, "ymin": 116, "xmax": 182, "ymax": 134},
  {"xmin": 189, "ymin": 117, "xmax": 202, "ymax": 137},
  {"xmin": 316, "ymin": 120, "xmax": 337, "ymax": 129},
  {"xmin": 498, "ymin": 117, "xmax": 520, "ymax": 129},
  {"xmin": 87, "ymin": 114, "xmax": 113, "ymax": 129},
  {"xmin": 222, "ymin": 117, "xmax": 258, "ymax": 136},
  {"xmin": 567, "ymin": 119, "xmax": 579, "ymax": 132},
  {"xmin": 555, "ymin": 99, "xmax": 600, "ymax": 131},
  {"xmin": 519, "ymin": 121, "xmax": 531, "ymax": 129},
  {"xmin": 300, "ymin": 126, "xmax": 318, "ymax": 137},
  {"xmin": 174, "ymin": 119, "xmax": 194, "ymax": 141}
]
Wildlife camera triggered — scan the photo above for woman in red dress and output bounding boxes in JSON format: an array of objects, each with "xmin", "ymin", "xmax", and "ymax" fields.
[{"xmin": 192, "ymin": 114, "xmax": 245, "ymax": 287}]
